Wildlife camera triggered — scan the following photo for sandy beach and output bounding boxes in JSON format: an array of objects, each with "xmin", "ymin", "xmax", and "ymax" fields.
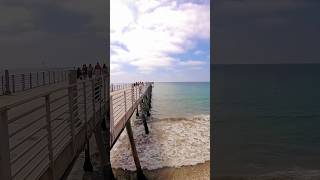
[
  {"xmin": 113, "ymin": 161, "xmax": 210, "ymax": 180},
  {"xmin": 68, "ymin": 154, "xmax": 210, "ymax": 180},
  {"xmin": 67, "ymin": 116, "xmax": 210, "ymax": 180},
  {"xmin": 67, "ymin": 138, "xmax": 210, "ymax": 180}
]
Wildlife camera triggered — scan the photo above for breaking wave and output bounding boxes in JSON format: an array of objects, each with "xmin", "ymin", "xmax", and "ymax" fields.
[{"xmin": 111, "ymin": 114, "xmax": 210, "ymax": 171}]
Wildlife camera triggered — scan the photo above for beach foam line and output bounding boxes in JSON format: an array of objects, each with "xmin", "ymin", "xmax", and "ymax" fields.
[{"xmin": 111, "ymin": 114, "xmax": 210, "ymax": 171}]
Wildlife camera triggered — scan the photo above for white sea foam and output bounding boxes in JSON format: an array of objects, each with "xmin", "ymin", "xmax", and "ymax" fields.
[{"xmin": 110, "ymin": 114, "xmax": 210, "ymax": 171}]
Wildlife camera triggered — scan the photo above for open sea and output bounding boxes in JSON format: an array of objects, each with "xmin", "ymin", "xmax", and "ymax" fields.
[
  {"xmin": 213, "ymin": 64, "xmax": 320, "ymax": 178},
  {"xmin": 111, "ymin": 82, "xmax": 210, "ymax": 170},
  {"xmin": 151, "ymin": 82, "xmax": 210, "ymax": 119}
]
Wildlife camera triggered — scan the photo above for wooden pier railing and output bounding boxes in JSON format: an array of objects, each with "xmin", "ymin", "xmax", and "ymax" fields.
[
  {"xmin": 110, "ymin": 83, "xmax": 132, "ymax": 92},
  {"xmin": 0, "ymin": 70, "xmax": 108, "ymax": 180},
  {"xmin": 0, "ymin": 70, "xmax": 70, "ymax": 96},
  {"xmin": 0, "ymin": 70, "xmax": 153, "ymax": 180},
  {"xmin": 110, "ymin": 82, "xmax": 153, "ymax": 146}
]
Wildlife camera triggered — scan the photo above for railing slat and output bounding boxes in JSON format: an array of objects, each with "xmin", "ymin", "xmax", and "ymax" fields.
[
  {"xmin": 0, "ymin": 108, "xmax": 12, "ymax": 180},
  {"xmin": 45, "ymin": 95, "xmax": 55, "ymax": 180}
]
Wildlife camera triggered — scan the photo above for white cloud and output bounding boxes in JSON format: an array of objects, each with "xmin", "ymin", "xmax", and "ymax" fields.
[{"xmin": 110, "ymin": 0, "xmax": 210, "ymax": 76}]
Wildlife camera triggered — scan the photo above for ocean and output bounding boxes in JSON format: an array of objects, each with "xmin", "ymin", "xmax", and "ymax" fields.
[
  {"xmin": 111, "ymin": 82, "xmax": 210, "ymax": 170},
  {"xmin": 151, "ymin": 82, "xmax": 210, "ymax": 119},
  {"xmin": 213, "ymin": 64, "xmax": 320, "ymax": 177}
]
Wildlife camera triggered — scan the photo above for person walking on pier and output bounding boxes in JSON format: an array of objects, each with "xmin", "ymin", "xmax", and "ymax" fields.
[
  {"xmin": 94, "ymin": 62, "xmax": 102, "ymax": 76},
  {"xmin": 88, "ymin": 64, "xmax": 93, "ymax": 79},
  {"xmin": 102, "ymin": 64, "xmax": 108, "ymax": 76},
  {"xmin": 82, "ymin": 64, "xmax": 88, "ymax": 79},
  {"xmin": 77, "ymin": 67, "xmax": 82, "ymax": 80}
]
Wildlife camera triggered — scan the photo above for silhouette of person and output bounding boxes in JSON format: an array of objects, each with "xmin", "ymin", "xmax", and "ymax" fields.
[
  {"xmin": 77, "ymin": 67, "xmax": 82, "ymax": 80},
  {"xmin": 82, "ymin": 64, "xmax": 88, "ymax": 79},
  {"xmin": 88, "ymin": 64, "xmax": 93, "ymax": 79},
  {"xmin": 94, "ymin": 62, "xmax": 102, "ymax": 76}
]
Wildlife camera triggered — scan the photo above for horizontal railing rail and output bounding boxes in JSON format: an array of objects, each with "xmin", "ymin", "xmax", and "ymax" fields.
[{"xmin": 0, "ymin": 69, "xmax": 70, "ymax": 96}]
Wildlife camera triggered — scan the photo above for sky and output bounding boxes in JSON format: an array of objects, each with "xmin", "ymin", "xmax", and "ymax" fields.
[
  {"xmin": 213, "ymin": 0, "xmax": 320, "ymax": 64},
  {"xmin": 0, "ymin": 0, "xmax": 107, "ymax": 71},
  {"xmin": 110, "ymin": 0, "xmax": 210, "ymax": 83}
]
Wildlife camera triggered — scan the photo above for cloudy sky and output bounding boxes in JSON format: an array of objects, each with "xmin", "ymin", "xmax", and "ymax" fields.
[
  {"xmin": 214, "ymin": 0, "xmax": 320, "ymax": 64},
  {"xmin": 110, "ymin": 0, "xmax": 210, "ymax": 82},
  {"xmin": 0, "ymin": 0, "xmax": 107, "ymax": 71}
]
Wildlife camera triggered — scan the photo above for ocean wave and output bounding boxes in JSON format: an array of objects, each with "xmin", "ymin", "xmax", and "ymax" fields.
[{"xmin": 110, "ymin": 114, "xmax": 210, "ymax": 171}]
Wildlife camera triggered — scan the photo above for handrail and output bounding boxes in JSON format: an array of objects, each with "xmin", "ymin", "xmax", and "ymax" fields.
[
  {"xmin": 110, "ymin": 83, "xmax": 152, "ymax": 145},
  {"xmin": 0, "ymin": 69, "xmax": 70, "ymax": 96},
  {"xmin": 0, "ymin": 71, "xmax": 109, "ymax": 180}
]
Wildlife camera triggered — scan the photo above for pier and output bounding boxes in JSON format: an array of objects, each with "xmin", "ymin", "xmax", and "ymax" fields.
[{"xmin": 0, "ymin": 69, "xmax": 153, "ymax": 180}]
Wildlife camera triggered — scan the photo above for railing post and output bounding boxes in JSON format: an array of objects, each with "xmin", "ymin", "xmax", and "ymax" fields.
[
  {"xmin": 29, "ymin": 72, "xmax": 32, "ymax": 89},
  {"xmin": 91, "ymin": 79, "xmax": 96, "ymax": 125},
  {"xmin": 68, "ymin": 70, "xmax": 77, "ymax": 155},
  {"xmin": 0, "ymin": 108, "xmax": 12, "ymax": 180},
  {"xmin": 53, "ymin": 72, "xmax": 55, "ymax": 84},
  {"xmin": 42, "ymin": 72, "xmax": 45, "ymax": 85},
  {"xmin": 135, "ymin": 86, "xmax": 138, "ymax": 101},
  {"xmin": 4, "ymin": 70, "xmax": 11, "ymax": 95},
  {"xmin": 45, "ymin": 95, "xmax": 55, "ymax": 180},
  {"xmin": 36, "ymin": 72, "xmax": 39, "ymax": 87},
  {"xmin": 11, "ymin": 75, "xmax": 15, "ymax": 93},
  {"xmin": 110, "ymin": 95, "xmax": 114, "ymax": 142},
  {"xmin": 131, "ymin": 85, "xmax": 134, "ymax": 106},
  {"xmin": 124, "ymin": 91, "xmax": 127, "ymax": 123},
  {"xmin": 103, "ymin": 76, "xmax": 107, "ymax": 106},
  {"xmin": 1, "ymin": 76, "xmax": 3, "ymax": 95},
  {"xmin": 21, "ymin": 74, "xmax": 25, "ymax": 91},
  {"xmin": 68, "ymin": 86, "xmax": 75, "ymax": 155},
  {"xmin": 83, "ymin": 82, "xmax": 88, "ymax": 127},
  {"xmin": 48, "ymin": 71, "xmax": 51, "ymax": 84},
  {"xmin": 82, "ymin": 82, "xmax": 93, "ymax": 172}
]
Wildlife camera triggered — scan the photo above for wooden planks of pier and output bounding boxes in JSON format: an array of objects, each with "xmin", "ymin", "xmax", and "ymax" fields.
[{"xmin": 0, "ymin": 68, "xmax": 154, "ymax": 180}]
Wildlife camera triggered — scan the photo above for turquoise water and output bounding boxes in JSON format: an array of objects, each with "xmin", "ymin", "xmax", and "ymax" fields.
[
  {"xmin": 151, "ymin": 82, "xmax": 210, "ymax": 119},
  {"xmin": 111, "ymin": 81, "xmax": 210, "ymax": 170}
]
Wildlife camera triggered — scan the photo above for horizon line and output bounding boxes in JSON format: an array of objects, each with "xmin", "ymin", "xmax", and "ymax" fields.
[
  {"xmin": 212, "ymin": 63, "xmax": 320, "ymax": 65},
  {"xmin": 110, "ymin": 81, "xmax": 210, "ymax": 83}
]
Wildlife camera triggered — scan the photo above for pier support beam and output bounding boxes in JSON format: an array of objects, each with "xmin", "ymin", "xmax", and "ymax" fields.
[
  {"xmin": 136, "ymin": 106, "xmax": 140, "ymax": 117},
  {"xmin": 141, "ymin": 112, "xmax": 149, "ymax": 134},
  {"xmin": 83, "ymin": 143, "xmax": 93, "ymax": 172},
  {"xmin": 126, "ymin": 121, "xmax": 147, "ymax": 180},
  {"xmin": 94, "ymin": 118, "xmax": 115, "ymax": 180}
]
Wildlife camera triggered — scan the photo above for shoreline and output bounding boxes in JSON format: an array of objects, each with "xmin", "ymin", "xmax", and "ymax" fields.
[
  {"xmin": 113, "ymin": 160, "xmax": 210, "ymax": 180},
  {"xmin": 68, "ymin": 114, "xmax": 210, "ymax": 180}
]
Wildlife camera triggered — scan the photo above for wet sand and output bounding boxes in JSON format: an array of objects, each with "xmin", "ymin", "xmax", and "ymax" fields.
[
  {"xmin": 113, "ymin": 160, "xmax": 210, "ymax": 180},
  {"xmin": 68, "ymin": 151, "xmax": 209, "ymax": 180}
]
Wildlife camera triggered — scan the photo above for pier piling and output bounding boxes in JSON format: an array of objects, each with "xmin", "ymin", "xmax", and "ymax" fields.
[
  {"xmin": 136, "ymin": 106, "xmax": 140, "ymax": 117},
  {"xmin": 126, "ymin": 121, "xmax": 147, "ymax": 180}
]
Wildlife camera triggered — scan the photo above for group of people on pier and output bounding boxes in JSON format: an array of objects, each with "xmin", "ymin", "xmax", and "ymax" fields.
[
  {"xmin": 76, "ymin": 62, "xmax": 108, "ymax": 80},
  {"xmin": 133, "ymin": 82, "xmax": 144, "ymax": 86}
]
